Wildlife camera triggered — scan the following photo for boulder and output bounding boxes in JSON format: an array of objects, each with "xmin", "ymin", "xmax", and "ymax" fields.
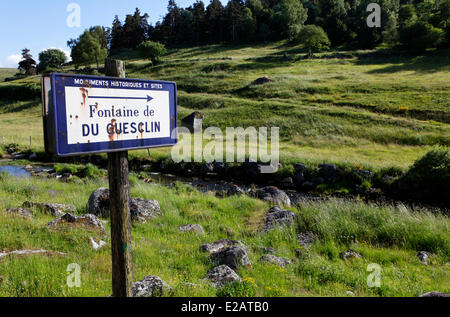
[
  {"xmin": 227, "ymin": 184, "xmax": 245, "ymax": 196},
  {"xmin": 206, "ymin": 265, "xmax": 241, "ymax": 288},
  {"xmin": 252, "ymin": 76, "xmax": 272, "ymax": 85},
  {"xmin": 48, "ymin": 213, "xmax": 105, "ymax": 233},
  {"xmin": 201, "ymin": 239, "xmax": 248, "ymax": 254},
  {"xmin": 256, "ymin": 186, "xmax": 291, "ymax": 207},
  {"xmin": 5, "ymin": 207, "xmax": 33, "ymax": 219},
  {"xmin": 297, "ymin": 232, "xmax": 317, "ymax": 248},
  {"xmin": 210, "ymin": 246, "xmax": 251, "ymax": 270},
  {"xmin": 86, "ymin": 188, "xmax": 162, "ymax": 222},
  {"xmin": 22, "ymin": 201, "xmax": 75, "ymax": 217},
  {"xmin": 263, "ymin": 206, "xmax": 296, "ymax": 231},
  {"xmin": 417, "ymin": 251, "xmax": 432, "ymax": 265},
  {"xmin": 181, "ymin": 111, "xmax": 204, "ymax": 133},
  {"xmin": 132, "ymin": 276, "xmax": 173, "ymax": 297},
  {"xmin": 0, "ymin": 249, "xmax": 66, "ymax": 259},
  {"xmin": 256, "ymin": 246, "xmax": 277, "ymax": 255},
  {"xmin": 259, "ymin": 254, "xmax": 292, "ymax": 268},
  {"xmin": 200, "ymin": 163, "xmax": 214, "ymax": 174},
  {"xmin": 130, "ymin": 198, "xmax": 162, "ymax": 223},
  {"xmin": 86, "ymin": 188, "xmax": 110, "ymax": 217},
  {"xmin": 339, "ymin": 249, "xmax": 362, "ymax": 260},
  {"xmin": 179, "ymin": 224, "xmax": 205, "ymax": 234},
  {"xmin": 419, "ymin": 291, "xmax": 450, "ymax": 297},
  {"xmin": 318, "ymin": 164, "xmax": 339, "ymax": 182}
]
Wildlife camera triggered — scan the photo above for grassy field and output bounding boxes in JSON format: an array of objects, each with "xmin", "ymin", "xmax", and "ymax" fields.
[
  {"xmin": 0, "ymin": 68, "xmax": 17, "ymax": 82},
  {"xmin": 0, "ymin": 172, "xmax": 448, "ymax": 297},
  {"xmin": 0, "ymin": 43, "xmax": 449, "ymax": 169}
]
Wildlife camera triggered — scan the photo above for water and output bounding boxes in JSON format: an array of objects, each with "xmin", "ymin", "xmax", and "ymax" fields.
[{"xmin": 0, "ymin": 165, "xmax": 31, "ymax": 178}]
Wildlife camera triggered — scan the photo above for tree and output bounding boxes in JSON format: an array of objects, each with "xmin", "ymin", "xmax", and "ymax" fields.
[
  {"xmin": 69, "ymin": 30, "xmax": 108, "ymax": 68},
  {"xmin": 38, "ymin": 49, "xmax": 68, "ymax": 72},
  {"xmin": 399, "ymin": 21, "xmax": 445, "ymax": 51},
  {"xmin": 18, "ymin": 49, "xmax": 36, "ymax": 76},
  {"xmin": 296, "ymin": 25, "xmax": 330, "ymax": 57},
  {"xmin": 205, "ymin": 0, "xmax": 225, "ymax": 43},
  {"xmin": 121, "ymin": 8, "xmax": 150, "ymax": 48},
  {"xmin": 274, "ymin": 0, "xmax": 308, "ymax": 41},
  {"xmin": 137, "ymin": 41, "xmax": 167, "ymax": 64}
]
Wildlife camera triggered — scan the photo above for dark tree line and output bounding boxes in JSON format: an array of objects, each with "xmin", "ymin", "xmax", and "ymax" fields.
[{"xmin": 105, "ymin": 0, "xmax": 450, "ymax": 53}]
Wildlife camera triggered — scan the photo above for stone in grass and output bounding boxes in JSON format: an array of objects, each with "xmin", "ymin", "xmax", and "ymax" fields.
[
  {"xmin": 417, "ymin": 251, "xmax": 432, "ymax": 265},
  {"xmin": 179, "ymin": 224, "xmax": 205, "ymax": 234},
  {"xmin": 47, "ymin": 213, "xmax": 105, "ymax": 233},
  {"xmin": 210, "ymin": 246, "xmax": 251, "ymax": 270},
  {"xmin": 339, "ymin": 249, "xmax": 362, "ymax": 260},
  {"xmin": 22, "ymin": 201, "xmax": 76, "ymax": 217},
  {"xmin": 252, "ymin": 76, "xmax": 272, "ymax": 85},
  {"xmin": 297, "ymin": 232, "xmax": 318, "ymax": 248},
  {"xmin": 200, "ymin": 239, "xmax": 249, "ymax": 254},
  {"xmin": 132, "ymin": 276, "xmax": 173, "ymax": 297},
  {"xmin": 256, "ymin": 186, "xmax": 291, "ymax": 207},
  {"xmin": 5, "ymin": 207, "xmax": 33, "ymax": 219},
  {"xmin": 90, "ymin": 237, "xmax": 107, "ymax": 251},
  {"xmin": 0, "ymin": 249, "xmax": 66, "ymax": 259},
  {"xmin": 206, "ymin": 265, "xmax": 241, "ymax": 288},
  {"xmin": 419, "ymin": 291, "xmax": 450, "ymax": 297},
  {"xmin": 259, "ymin": 254, "xmax": 292, "ymax": 268},
  {"xmin": 262, "ymin": 206, "xmax": 296, "ymax": 232}
]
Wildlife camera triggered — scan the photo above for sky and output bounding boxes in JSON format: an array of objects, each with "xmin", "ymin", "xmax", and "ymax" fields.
[{"xmin": 0, "ymin": 0, "xmax": 227, "ymax": 68}]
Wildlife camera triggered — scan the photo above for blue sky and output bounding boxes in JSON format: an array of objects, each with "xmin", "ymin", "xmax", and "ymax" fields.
[{"xmin": 0, "ymin": 0, "xmax": 227, "ymax": 68}]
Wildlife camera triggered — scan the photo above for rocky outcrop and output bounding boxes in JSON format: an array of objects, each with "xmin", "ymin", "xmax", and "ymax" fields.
[
  {"xmin": 297, "ymin": 232, "xmax": 317, "ymax": 248},
  {"xmin": 179, "ymin": 224, "xmax": 205, "ymax": 234},
  {"xmin": 206, "ymin": 265, "xmax": 241, "ymax": 288},
  {"xmin": 47, "ymin": 213, "xmax": 105, "ymax": 233},
  {"xmin": 339, "ymin": 249, "xmax": 362, "ymax": 260},
  {"xmin": 417, "ymin": 251, "xmax": 432, "ymax": 265},
  {"xmin": 210, "ymin": 246, "xmax": 251, "ymax": 270},
  {"xmin": 5, "ymin": 207, "xmax": 33, "ymax": 219},
  {"xmin": 86, "ymin": 188, "xmax": 162, "ymax": 223},
  {"xmin": 132, "ymin": 276, "xmax": 173, "ymax": 297},
  {"xmin": 259, "ymin": 254, "xmax": 292, "ymax": 268},
  {"xmin": 419, "ymin": 291, "xmax": 450, "ymax": 297},
  {"xmin": 0, "ymin": 249, "xmax": 66, "ymax": 259},
  {"xmin": 90, "ymin": 237, "xmax": 107, "ymax": 251},
  {"xmin": 181, "ymin": 111, "xmax": 204, "ymax": 133},
  {"xmin": 200, "ymin": 239, "xmax": 248, "ymax": 254},
  {"xmin": 263, "ymin": 206, "xmax": 296, "ymax": 231},
  {"xmin": 22, "ymin": 201, "xmax": 75, "ymax": 217},
  {"xmin": 256, "ymin": 186, "xmax": 291, "ymax": 207}
]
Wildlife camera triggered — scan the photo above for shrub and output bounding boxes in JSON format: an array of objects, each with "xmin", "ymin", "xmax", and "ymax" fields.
[
  {"xmin": 216, "ymin": 279, "xmax": 256, "ymax": 297},
  {"xmin": 295, "ymin": 25, "xmax": 330, "ymax": 57},
  {"xmin": 399, "ymin": 21, "xmax": 445, "ymax": 52},
  {"xmin": 137, "ymin": 41, "xmax": 167, "ymax": 65},
  {"xmin": 397, "ymin": 147, "xmax": 450, "ymax": 206}
]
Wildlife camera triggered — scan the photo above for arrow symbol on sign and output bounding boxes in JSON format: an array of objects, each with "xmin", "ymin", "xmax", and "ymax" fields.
[{"xmin": 88, "ymin": 95, "xmax": 154, "ymax": 102}]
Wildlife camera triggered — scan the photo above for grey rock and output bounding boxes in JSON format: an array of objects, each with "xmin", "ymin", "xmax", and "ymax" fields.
[
  {"xmin": 87, "ymin": 188, "xmax": 162, "ymax": 222},
  {"xmin": 263, "ymin": 206, "xmax": 296, "ymax": 231},
  {"xmin": 227, "ymin": 184, "xmax": 245, "ymax": 196},
  {"xmin": 132, "ymin": 275, "xmax": 173, "ymax": 297},
  {"xmin": 181, "ymin": 111, "xmax": 204, "ymax": 133},
  {"xmin": 259, "ymin": 254, "xmax": 292, "ymax": 267},
  {"xmin": 206, "ymin": 265, "xmax": 241, "ymax": 288},
  {"xmin": 354, "ymin": 170, "xmax": 374, "ymax": 178},
  {"xmin": 293, "ymin": 163, "xmax": 307, "ymax": 173},
  {"xmin": 417, "ymin": 251, "xmax": 432, "ymax": 265},
  {"xmin": 86, "ymin": 188, "xmax": 110, "ymax": 217},
  {"xmin": 22, "ymin": 201, "xmax": 75, "ymax": 217},
  {"xmin": 89, "ymin": 237, "xmax": 107, "ymax": 250},
  {"xmin": 252, "ymin": 76, "xmax": 272, "ymax": 85},
  {"xmin": 201, "ymin": 239, "xmax": 248, "ymax": 254},
  {"xmin": 5, "ymin": 207, "xmax": 33, "ymax": 218},
  {"xmin": 301, "ymin": 181, "xmax": 315, "ymax": 191},
  {"xmin": 130, "ymin": 198, "xmax": 162, "ymax": 223},
  {"xmin": 179, "ymin": 224, "xmax": 205, "ymax": 234},
  {"xmin": 318, "ymin": 164, "xmax": 340, "ymax": 182},
  {"xmin": 339, "ymin": 249, "xmax": 362, "ymax": 260},
  {"xmin": 256, "ymin": 186, "xmax": 291, "ymax": 207},
  {"xmin": 419, "ymin": 291, "xmax": 450, "ymax": 297},
  {"xmin": 257, "ymin": 246, "xmax": 277, "ymax": 255},
  {"xmin": 47, "ymin": 213, "xmax": 105, "ymax": 233},
  {"xmin": 312, "ymin": 177, "xmax": 325, "ymax": 185},
  {"xmin": 280, "ymin": 177, "xmax": 294, "ymax": 189},
  {"xmin": 297, "ymin": 232, "xmax": 317, "ymax": 248},
  {"xmin": 210, "ymin": 246, "xmax": 251, "ymax": 269},
  {"xmin": 0, "ymin": 249, "xmax": 66, "ymax": 259}
]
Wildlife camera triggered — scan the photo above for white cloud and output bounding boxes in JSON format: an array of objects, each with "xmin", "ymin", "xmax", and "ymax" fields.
[{"xmin": 1, "ymin": 54, "xmax": 22, "ymax": 68}]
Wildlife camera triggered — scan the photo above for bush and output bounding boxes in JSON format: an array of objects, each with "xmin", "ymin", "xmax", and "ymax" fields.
[
  {"xmin": 397, "ymin": 147, "xmax": 450, "ymax": 206},
  {"xmin": 399, "ymin": 21, "xmax": 445, "ymax": 52},
  {"xmin": 38, "ymin": 49, "xmax": 67, "ymax": 73},
  {"xmin": 137, "ymin": 41, "xmax": 167, "ymax": 64},
  {"xmin": 295, "ymin": 25, "xmax": 330, "ymax": 57},
  {"xmin": 216, "ymin": 279, "xmax": 256, "ymax": 297}
]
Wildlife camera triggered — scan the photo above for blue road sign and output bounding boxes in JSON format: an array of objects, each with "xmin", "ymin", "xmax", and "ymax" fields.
[{"xmin": 42, "ymin": 73, "xmax": 177, "ymax": 157}]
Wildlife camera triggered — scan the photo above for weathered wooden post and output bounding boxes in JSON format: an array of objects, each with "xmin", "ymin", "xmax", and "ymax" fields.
[{"xmin": 105, "ymin": 58, "xmax": 133, "ymax": 297}]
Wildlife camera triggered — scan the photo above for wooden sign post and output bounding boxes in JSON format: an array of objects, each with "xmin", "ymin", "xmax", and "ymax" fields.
[
  {"xmin": 41, "ymin": 61, "xmax": 177, "ymax": 298},
  {"xmin": 105, "ymin": 59, "xmax": 133, "ymax": 297}
]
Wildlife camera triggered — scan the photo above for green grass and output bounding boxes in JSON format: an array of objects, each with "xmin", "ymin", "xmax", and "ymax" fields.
[
  {"xmin": 0, "ymin": 69, "xmax": 18, "ymax": 82},
  {"xmin": 0, "ymin": 43, "xmax": 448, "ymax": 169},
  {"xmin": 0, "ymin": 173, "xmax": 448, "ymax": 297}
]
